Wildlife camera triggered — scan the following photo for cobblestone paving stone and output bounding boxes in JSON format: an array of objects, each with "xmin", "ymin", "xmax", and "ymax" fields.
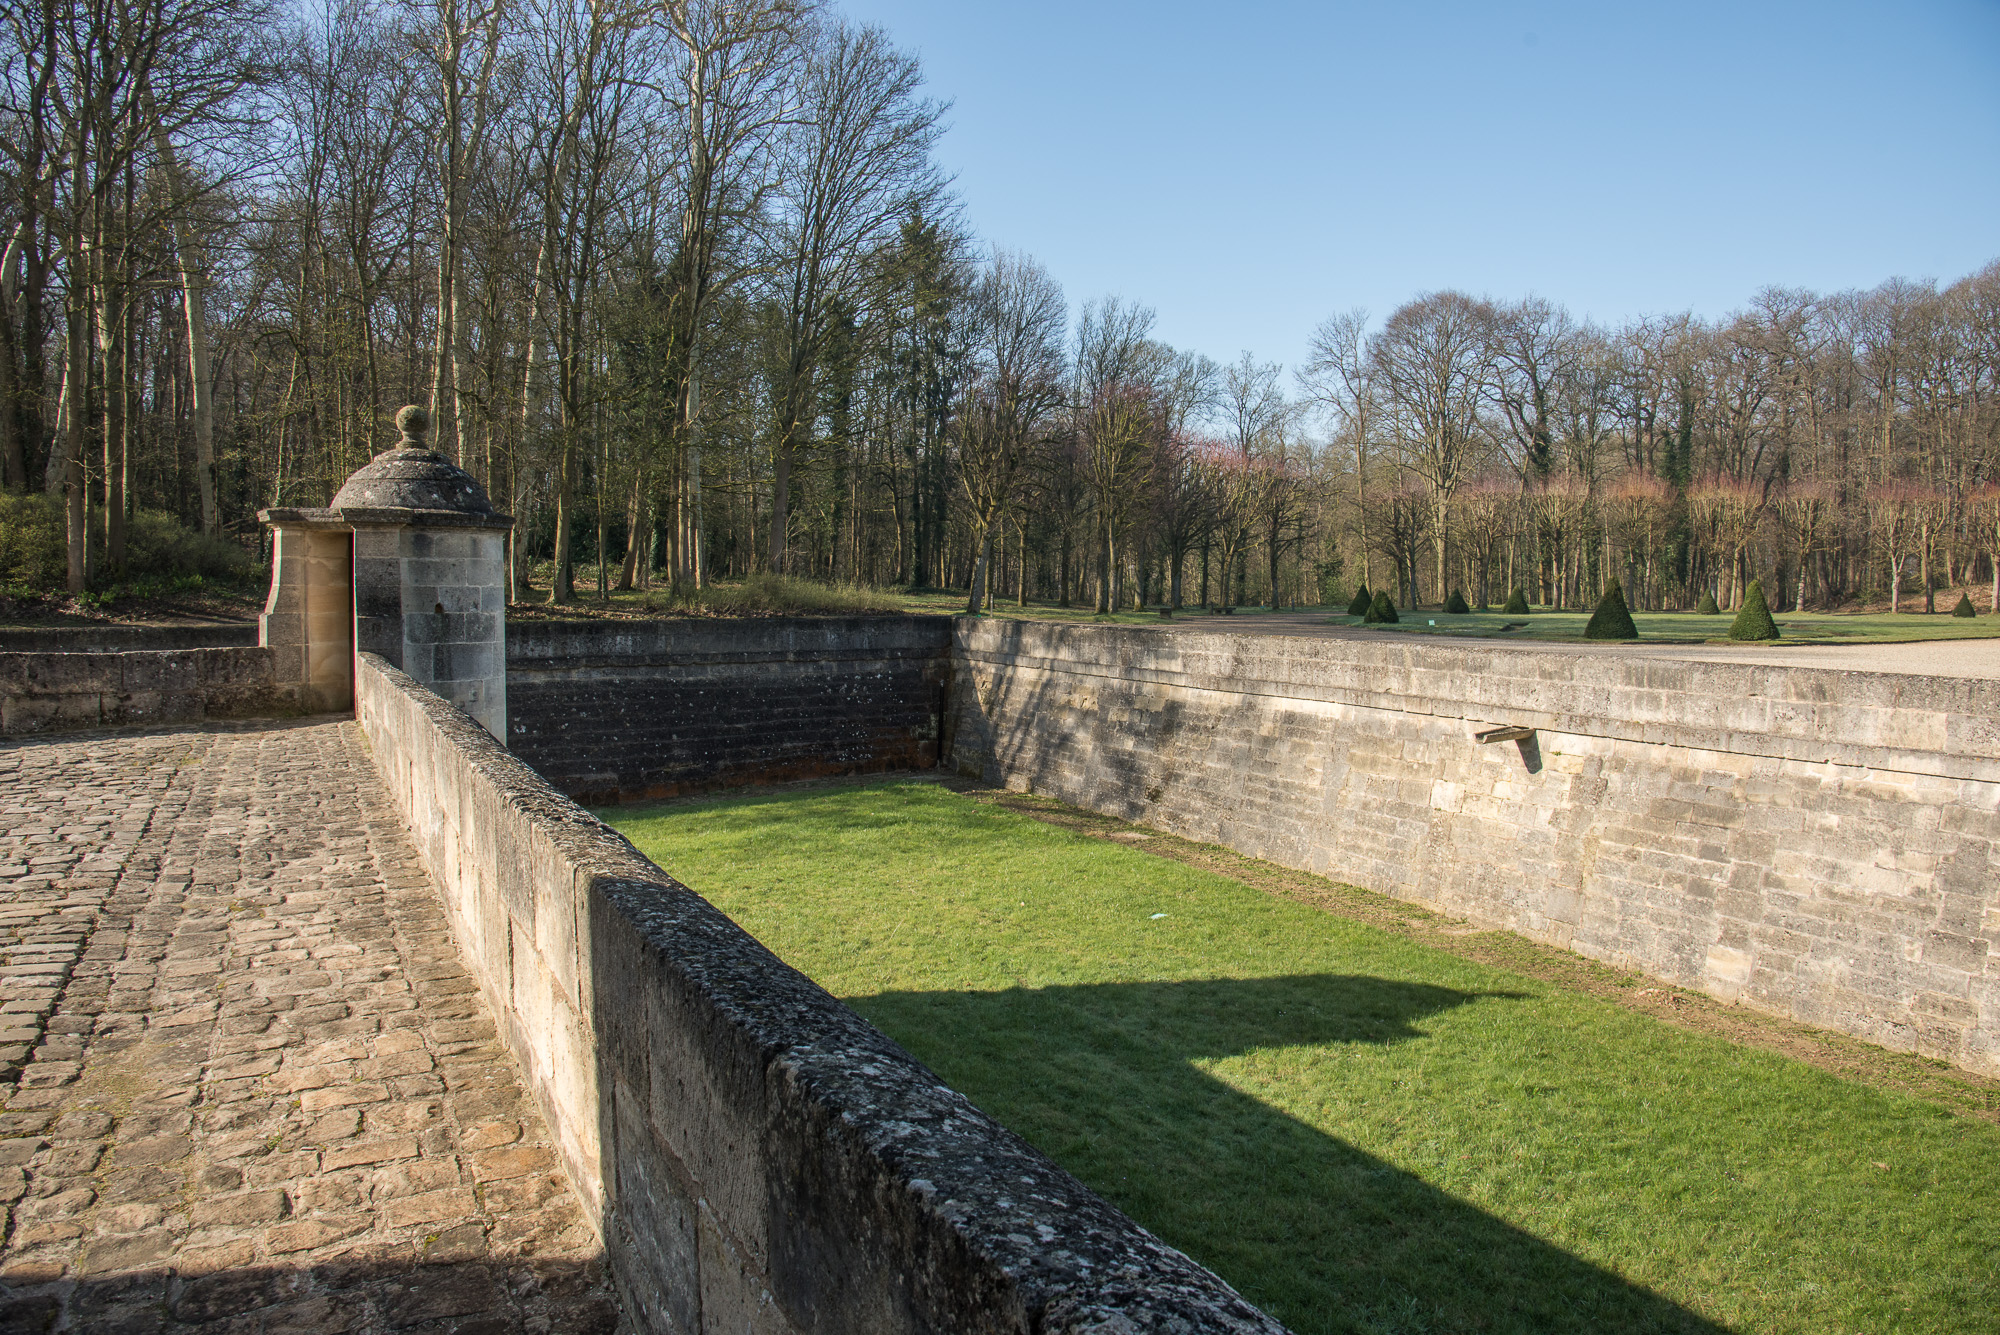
[{"xmin": 0, "ymin": 719, "xmax": 625, "ymax": 1334}]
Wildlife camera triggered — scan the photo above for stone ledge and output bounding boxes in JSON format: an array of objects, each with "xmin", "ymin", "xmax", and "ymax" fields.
[{"xmin": 954, "ymin": 620, "xmax": 2000, "ymax": 783}]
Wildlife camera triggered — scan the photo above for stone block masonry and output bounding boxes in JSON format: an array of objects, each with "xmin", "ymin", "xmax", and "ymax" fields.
[
  {"xmin": 0, "ymin": 647, "xmax": 308, "ymax": 736},
  {"xmin": 507, "ymin": 615, "xmax": 954, "ymax": 803},
  {"xmin": 948, "ymin": 620, "xmax": 2000, "ymax": 1076},
  {"xmin": 356, "ymin": 650, "xmax": 1284, "ymax": 1334}
]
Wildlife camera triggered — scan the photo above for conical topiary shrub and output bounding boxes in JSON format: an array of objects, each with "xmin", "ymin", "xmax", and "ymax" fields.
[
  {"xmin": 1444, "ymin": 588, "xmax": 1470, "ymax": 614},
  {"xmin": 1502, "ymin": 587, "xmax": 1530, "ymax": 615},
  {"xmin": 1727, "ymin": 580, "xmax": 1780, "ymax": 640},
  {"xmin": 1364, "ymin": 590, "xmax": 1399, "ymax": 624},
  {"xmin": 1584, "ymin": 578, "xmax": 1639, "ymax": 640},
  {"xmin": 1952, "ymin": 592, "xmax": 1977, "ymax": 618},
  {"xmin": 1696, "ymin": 589, "xmax": 1720, "ymax": 615},
  {"xmin": 1346, "ymin": 583, "xmax": 1373, "ymax": 618}
]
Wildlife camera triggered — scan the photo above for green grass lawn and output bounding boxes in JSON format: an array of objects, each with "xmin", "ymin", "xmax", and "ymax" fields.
[
  {"xmin": 1341, "ymin": 608, "xmax": 2000, "ymax": 645},
  {"xmin": 606, "ymin": 782, "xmax": 1997, "ymax": 1335}
]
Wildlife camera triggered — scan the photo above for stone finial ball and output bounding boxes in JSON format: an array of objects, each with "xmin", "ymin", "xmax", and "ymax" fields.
[{"xmin": 396, "ymin": 405, "xmax": 431, "ymax": 447}]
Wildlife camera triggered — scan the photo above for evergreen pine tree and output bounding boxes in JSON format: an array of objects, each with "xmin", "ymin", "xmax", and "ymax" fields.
[
  {"xmin": 1444, "ymin": 588, "xmax": 1470, "ymax": 614},
  {"xmin": 1502, "ymin": 587, "xmax": 1530, "ymax": 615},
  {"xmin": 1364, "ymin": 590, "xmax": 1399, "ymax": 624},
  {"xmin": 1696, "ymin": 589, "xmax": 1720, "ymax": 615},
  {"xmin": 1584, "ymin": 578, "xmax": 1639, "ymax": 640},
  {"xmin": 1952, "ymin": 592, "xmax": 1977, "ymax": 618},
  {"xmin": 1727, "ymin": 580, "xmax": 1780, "ymax": 640},
  {"xmin": 1346, "ymin": 583, "xmax": 1372, "ymax": 618}
]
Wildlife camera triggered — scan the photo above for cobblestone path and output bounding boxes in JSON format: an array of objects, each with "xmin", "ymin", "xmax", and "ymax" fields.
[{"xmin": 0, "ymin": 719, "xmax": 624, "ymax": 1333}]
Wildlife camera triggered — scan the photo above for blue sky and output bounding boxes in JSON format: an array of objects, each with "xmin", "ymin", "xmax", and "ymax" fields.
[{"xmin": 836, "ymin": 0, "xmax": 2000, "ymax": 374}]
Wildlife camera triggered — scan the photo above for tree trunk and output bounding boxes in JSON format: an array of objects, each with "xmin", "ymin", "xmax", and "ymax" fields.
[
  {"xmin": 684, "ymin": 335, "xmax": 705, "ymax": 587},
  {"xmin": 1017, "ymin": 520, "xmax": 1027, "ymax": 607},
  {"xmin": 550, "ymin": 431, "xmax": 575, "ymax": 602},
  {"xmin": 1095, "ymin": 521, "xmax": 1111, "ymax": 613},
  {"xmin": 0, "ymin": 225, "xmax": 26, "ymax": 490},
  {"xmin": 512, "ymin": 227, "xmax": 552, "ymax": 599},
  {"xmin": 965, "ymin": 520, "xmax": 991, "ymax": 614},
  {"xmin": 100, "ymin": 297, "xmax": 125, "ymax": 575},
  {"xmin": 1921, "ymin": 530, "xmax": 1935, "ymax": 613},
  {"xmin": 1268, "ymin": 528, "xmax": 1281, "ymax": 612},
  {"xmin": 617, "ymin": 464, "xmax": 645, "ymax": 589},
  {"xmin": 768, "ymin": 427, "xmax": 792, "ymax": 574},
  {"xmin": 62, "ymin": 298, "xmax": 88, "ymax": 593}
]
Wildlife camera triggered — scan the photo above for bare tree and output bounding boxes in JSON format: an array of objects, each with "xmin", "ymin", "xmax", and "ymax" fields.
[
  {"xmin": 1370, "ymin": 291, "xmax": 1489, "ymax": 606},
  {"xmin": 1484, "ymin": 295, "xmax": 1580, "ymax": 481},
  {"xmin": 1300, "ymin": 308, "xmax": 1378, "ymax": 590},
  {"xmin": 764, "ymin": 17, "xmax": 942, "ymax": 572},
  {"xmin": 423, "ymin": 0, "xmax": 509, "ymax": 466},
  {"xmin": 1073, "ymin": 295, "xmax": 1161, "ymax": 612},
  {"xmin": 660, "ymin": 0, "xmax": 810, "ymax": 588},
  {"xmin": 956, "ymin": 250, "xmax": 1063, "ymax": 613}
]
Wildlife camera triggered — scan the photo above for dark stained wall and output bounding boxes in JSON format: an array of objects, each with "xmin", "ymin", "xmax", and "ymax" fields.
[{"xmin": 506, "ymin": 616, "xmax": 954, "ymax": 804}]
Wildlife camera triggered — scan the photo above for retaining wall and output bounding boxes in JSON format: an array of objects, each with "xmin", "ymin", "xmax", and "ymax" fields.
[
  {"xmin": 354, "ymin": 650, "xmax": 1281, "ymax": 1335},
  {"xmin": 0, "ymin": 645, "xmax": 307, "ymax": 734},
  {"xmin": 507, "ymin": 616, "xmax": 953, "ymax": 803},
  {"xmin": 948, "ymin": 620, "xmax": 2000, "ymax": 1075}
]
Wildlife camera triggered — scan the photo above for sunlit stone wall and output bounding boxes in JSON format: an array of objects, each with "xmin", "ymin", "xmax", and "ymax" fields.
[{"xmin": 947, "ymin": 620, "xmax": 2000, "ymax": 1075}]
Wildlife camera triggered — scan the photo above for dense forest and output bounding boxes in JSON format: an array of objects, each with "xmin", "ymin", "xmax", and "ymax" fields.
[{"xmin": 3, "ymin": 0, "xmax": 1996, "ymax": 614}]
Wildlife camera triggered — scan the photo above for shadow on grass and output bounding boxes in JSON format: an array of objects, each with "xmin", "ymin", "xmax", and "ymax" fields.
[{"xmin": 853, "ymin": 974, "xmax": 1728, "ymax": 1335}]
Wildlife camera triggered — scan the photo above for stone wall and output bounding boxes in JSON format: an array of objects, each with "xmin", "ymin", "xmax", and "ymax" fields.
[
  {"xmin": 948, "ymin": 620, "xmax": 2000, "ymax": 1075},
  {"xmin": 354, "ymin": 650, "xmax": 1282, "ymax": 1335},
  {"xmin": 507, "ymin": 616, "xmax": 952, "ymax": 803},
  {"xmin": 352, "ymin": 520, "xmax": 508, "ymax": 739},
  {"xmin": 0, "ymin": 646, "xmax": 309, "ymax": 734},
  {"xmin": 0, "ymin": 622, "xmax": 257, "ymax": 653}
]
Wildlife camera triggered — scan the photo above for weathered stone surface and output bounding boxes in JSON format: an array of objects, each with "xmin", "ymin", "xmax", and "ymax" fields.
[
  {"xmin": 507, "ymin": 616, "xmax": 954, "ymax": 803},
  {"xmin": 0, "ymin": 648, "xmax": 306, "ymax": 737},
  {"xmin": 359, "ymin": 650, "xmax": 1283, "ymax": 1334},
  {"xmin": 948, "ymin": 619, "xmax": 2000, "ymax": 1075},
  {"xmin": 330, "ymin": 408, "xmax": 498, "ymax": 516},
  {"xmin": 0, "ymin": 719, "xmax": 621, "ymax": 1332}
]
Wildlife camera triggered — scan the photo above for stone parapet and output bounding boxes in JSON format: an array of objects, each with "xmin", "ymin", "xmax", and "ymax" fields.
[
  {"xmin": 948, "ymin": 620, "xmax": 2000, "ymax": 1075},
  {"xmin": 354, "ymin": 649, "xmax": 1284, "ymax": 1335},
  {"xmin": 0, "ymin": 646, "xmax": 308, "ymax": 734}
]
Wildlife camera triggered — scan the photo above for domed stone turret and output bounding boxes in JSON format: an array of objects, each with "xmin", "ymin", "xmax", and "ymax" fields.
[
  {"xmin": 331, "ymin": 406, "xmax": 496, "ymax": 514},
  {"xmin": 259, "ymin": 403, "xmax": 513, "ymax": 743}
]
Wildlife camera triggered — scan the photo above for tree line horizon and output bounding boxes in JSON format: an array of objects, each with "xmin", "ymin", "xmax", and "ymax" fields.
[{"xmin": 3, "ymin": 0, "xmax": 1995, "ymax": 617}]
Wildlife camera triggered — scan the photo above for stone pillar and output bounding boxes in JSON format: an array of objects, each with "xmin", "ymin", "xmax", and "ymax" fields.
[{"xmin": 260, "ymin": 405, "xmax": 514, "ymax": 742}]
